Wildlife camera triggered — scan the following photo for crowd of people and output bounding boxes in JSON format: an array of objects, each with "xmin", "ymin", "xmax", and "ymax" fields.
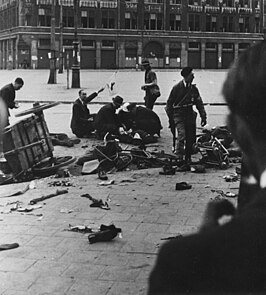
[{"xmin": 70, "ymin": 60, "xmax": 207, "ymax": 162}]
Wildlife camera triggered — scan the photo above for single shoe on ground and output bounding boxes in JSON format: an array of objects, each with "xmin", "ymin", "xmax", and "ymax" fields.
[
  {"xmin": 0, "ymin": 243, "xmax": 19, "ymax": 251},
  {"xmin": 88, "ymin": 224, "xmax": 122, "ymax": 244},
  {"xmin": 175, "ymin": 182, "xmax": 192, "ymax": 190}
]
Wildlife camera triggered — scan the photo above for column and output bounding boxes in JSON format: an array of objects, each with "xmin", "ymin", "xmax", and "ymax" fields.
[
  {"xmin": 118, "ymin": 41, "xmax": 125, "ymax": 69},
  {"xmin": 164, "ymin": 41, "xmax": 170, "ymax": 68},
  {"xmin": 181, "ymin": 41, "xmax": 188, "ymax": 68},
  {"xmin": 95, "ymin": 40, "xmax": 101, "ymax": 69},
  {"xmin": 201, "ymin": 41, "xmax": 206, "ymax": 69},
  {"xmin": 234, "ymin": 43, "xmax": 239, "ymax": 61},
  {"xmin": 218, "ymin": 43, "xmax": 222, "ymax": 69},
  {"xmin": 137, "ymin": 40, "xmax": 142, "ymax": 65}
]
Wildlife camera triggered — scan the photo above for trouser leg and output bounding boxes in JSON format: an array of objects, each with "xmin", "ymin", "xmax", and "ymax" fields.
[
  {"xmin": 185, "ymin": 115, "xmax": 196, "ymax": 161},
  {"xmin": 144, "ymin": 95, "xmax": 156, "ymax": 110},
  {"xmin": 175, "ymin": 118, "xmax": 185, "ymax": 160}
]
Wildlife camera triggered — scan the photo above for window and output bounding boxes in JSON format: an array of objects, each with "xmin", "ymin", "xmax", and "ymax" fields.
[
  {"xmin": 238, "ymin": 0, "xmax": 249, "ymax": 7},
  {"xmin": 81, "ymin": 40, "xmax": 94, "ymax": 47},
  {"xmin": 188, "ymin": 42, "xmax": 200, "ymax": 49},
  {"xmin": 102, "ymin": 40, "xmax": 115, "ymax": 48},
  {"xmin": 63, "ymin": 9, "xmax": 74, "ymax": 27},
  {"xmin": 81, "ymin": 10, "xmax": 88, "ymax": 28},
  {"xmin": 239, "ymin": 43, "xmax": 249, "ymax": 50},
  {"xmin": 222, "ymin": 0, "xmax": 233, "ymax": 6},
  {"xmin": 206, "ymin": 42, "xmax": 217, "ymax": 49},
  {"xmin": 188, "ymin": 14, "xmax": 200, "ymax": 31},
  {"xmin": 38, "ymin": 8, "xmax": 51, "ymax": 27},
  {"xmin": 206, "ymin": 0, "xmax": 216, "ymax": 5},
  {"xmin": 170, "ymin": 0, "xmax": 181, "ymax": 4},
  {"xmin": 102, "ymin": 10, "xmax": 115, "ymax": 28},
  {"xmin": 88, "ymin": 10, "xmax": 95, "ymax": 28},
  {"xmin": 222, "ymin": 43, "xmax": 233, "ymax": 50},
  {"xmin": 239, "ymin": 16, "xmax": 249, "ymax": 32},
  {"xmin": 206, "ymin": 15, "xmax": 217, "ymax": 32},
  {"xmin": 39, "ymin": 39, "xmax": 50, "ymax": 47},
  {"xmin": 222, "ymin": 16, "xmax": 233, "ymax": 32},
  {"xmin": 170, "ymin": 14, "xmax": 181, "ymax": 31},
  {"xmin": 189, "ymin": 0, "xmax": 199, "ymax": 4},
  {"xmin": 144, "ymin": 13, "xmax": 163, "ymax": 30},
  {"xmin": 25, "ymin": 14, "xmax": 32, "ymax": 26},
  {"xmin": 125, "ymin": 11, "xmax": 137, "ymax": 29}
]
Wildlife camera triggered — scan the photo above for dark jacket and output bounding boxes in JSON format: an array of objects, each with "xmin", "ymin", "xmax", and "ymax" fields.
[
  {"xmin": 0, "ymin": 83, "xmax": 16, "ymax": 116},
  {"xmin": 70, "ymin": 92, "xmax": 97, "ymax": 137},
  {"xmin": 148, "ymin": 189, "xmax": 266, "ymax": 294},
  {"xmin": 118, "ymin": 106, "xmax": 162, "ymax": 136},
  {"xmin": 166, "ymin": 80, "xmax": 206, "ymax": 121},
  {"xmin": 94, "ymin": 103, "xmax": 121, "ymax": 138}
]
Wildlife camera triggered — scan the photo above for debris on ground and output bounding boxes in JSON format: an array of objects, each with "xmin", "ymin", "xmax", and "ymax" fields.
[
  {"xmin": 98, "ymin": 180, "xmax": 115, "ymax": 186},
  {"xmin": 48, "ymin": 180, "xmax": 74, "ymax": 187},
  {"xmin": 211, "ymin": 189, "xmax": 238, "ymax": 199},
  {"xmin": 29, "ymin": 189, "xmax": 68, "ymax": 205},
  {"xmin": 0, "ymin": 180, "xmax": 36, "ymax": 198},
  {"xmin": 81, "ymin": 193, "xmax": 110, "ymax": 210},
  {"xmin": 223, "ymin": 173, "xmax": 239, "ymax": 182},
  {"xmin": 66, "ymin": 224, "xmax": 93, "ymax": 233}
]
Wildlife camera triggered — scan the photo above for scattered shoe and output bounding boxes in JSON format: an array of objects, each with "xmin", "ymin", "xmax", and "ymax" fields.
[
  {"xmin": 175, "ymin": 182, "xmax": 192, "ymax": 190},
  {"xmin": 88, "ymin": 224, "xmax": 122, "ymax": 244},
  {"xmin": 0, "ymin": 243, "xmax": 19, "ymax": 251}
]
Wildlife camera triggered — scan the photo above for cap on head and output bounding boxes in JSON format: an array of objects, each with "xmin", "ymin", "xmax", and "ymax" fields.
[
  {"xmin": 181, "ymin": 67, "xmax": 193, "ymax": 78},
  {"xmin": 141, "ymin": 60, "xmax": 150, "ymax": 66},
  {"xmin": 112, "ymin": 95, "xmax": 123, "ymax": 106}
]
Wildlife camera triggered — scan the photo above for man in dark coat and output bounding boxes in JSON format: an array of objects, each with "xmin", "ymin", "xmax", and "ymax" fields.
[
  {"xmin": 94, "ymin": 96, "xmax": 124, "ymax": 139},
  {"xmin": 166, "ymin": 67, "xmax": 207, "ymax": 163},
  {"xmin": 0, "ymin": 77, "xmax": 24, "ymax": 126},
  {"xmin": 70, "ymin": 87, "xmax": 104, "ymax": 138},
  {"xmin": 118, "ymin": 103, "xmax": 162, "ymax": 136},
  {"xmin": 148, "ymin": 41, "xmax": 266, "ymax": 294},
  {"xmin": 141, "ymin": 60, "xmax": 160, "ymax": 110}
]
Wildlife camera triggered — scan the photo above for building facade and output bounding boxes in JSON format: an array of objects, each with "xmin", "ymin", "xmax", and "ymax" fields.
[{"xmin": 0, "ymin": 0, "xmax": 264, "ymax": 70}]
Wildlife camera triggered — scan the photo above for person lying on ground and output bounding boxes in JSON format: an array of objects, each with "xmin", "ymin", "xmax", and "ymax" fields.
[
  {"xmin": 70, "ymin": 87, "xmax": 104, "ymax": 138},
  {"xmin": 148, "ymin": 40, "xmax": 266, "ymax": 294}
]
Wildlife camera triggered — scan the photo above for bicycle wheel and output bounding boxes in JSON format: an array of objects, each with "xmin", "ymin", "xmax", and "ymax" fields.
[
  {"xmin": 32, "ymin": 156, "xmax": 76, "ymax": 177},
  {"xmin": 115, "ymin": 152, "xmax": 133, "ymax": 171}
]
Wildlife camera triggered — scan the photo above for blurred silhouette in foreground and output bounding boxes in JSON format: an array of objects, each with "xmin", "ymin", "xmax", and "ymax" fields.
[{"xmin": 148, "ymin": 41, "xmax": 266, "ymax": 294}]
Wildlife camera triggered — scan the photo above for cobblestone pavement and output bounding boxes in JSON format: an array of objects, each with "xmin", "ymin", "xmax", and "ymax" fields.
[{"xmin": 0, "ymin": 70, "xmax": 240, "ymax": 295}]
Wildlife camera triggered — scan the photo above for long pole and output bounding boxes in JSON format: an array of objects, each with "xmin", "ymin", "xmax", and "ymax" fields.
[
  {"xmin": 71, "ymin": 0, "xmax": 80, "ymax": 88},
  {"xmin": 58, "ymin": 1, "xmax": 64, "ymax": 74},
  {"xmin": 48, "ymin": 0, "xmax": 57, "ymax": 84}
]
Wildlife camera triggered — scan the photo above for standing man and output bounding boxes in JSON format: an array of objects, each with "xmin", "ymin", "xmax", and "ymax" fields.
[
  {"xmin": 166, "ymin": 67, "xmax": 207, "ymax": 164},
  {"xmin": 70, "ymin": 87, "xmax": 104, "ymax": 138},
  {"xmin": 141, "ymin": 60, "xmax": 160, "ymax": 110},
  {"xmin": 0, "ymin": 77, "xmax": 24, "ymax": 126}
]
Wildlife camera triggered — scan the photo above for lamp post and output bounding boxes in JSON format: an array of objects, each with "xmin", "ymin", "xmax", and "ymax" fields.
[
  {"xmin": 58, "ymin": 1, "xmax": 64, "ymax": 74},
  {"xmin": 71, "ymin": 0, "xmax": 80, "ymax": 88},
  {"xmin": 48, "ymin": 0, "xmax": 57, "ymax": 84}
]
